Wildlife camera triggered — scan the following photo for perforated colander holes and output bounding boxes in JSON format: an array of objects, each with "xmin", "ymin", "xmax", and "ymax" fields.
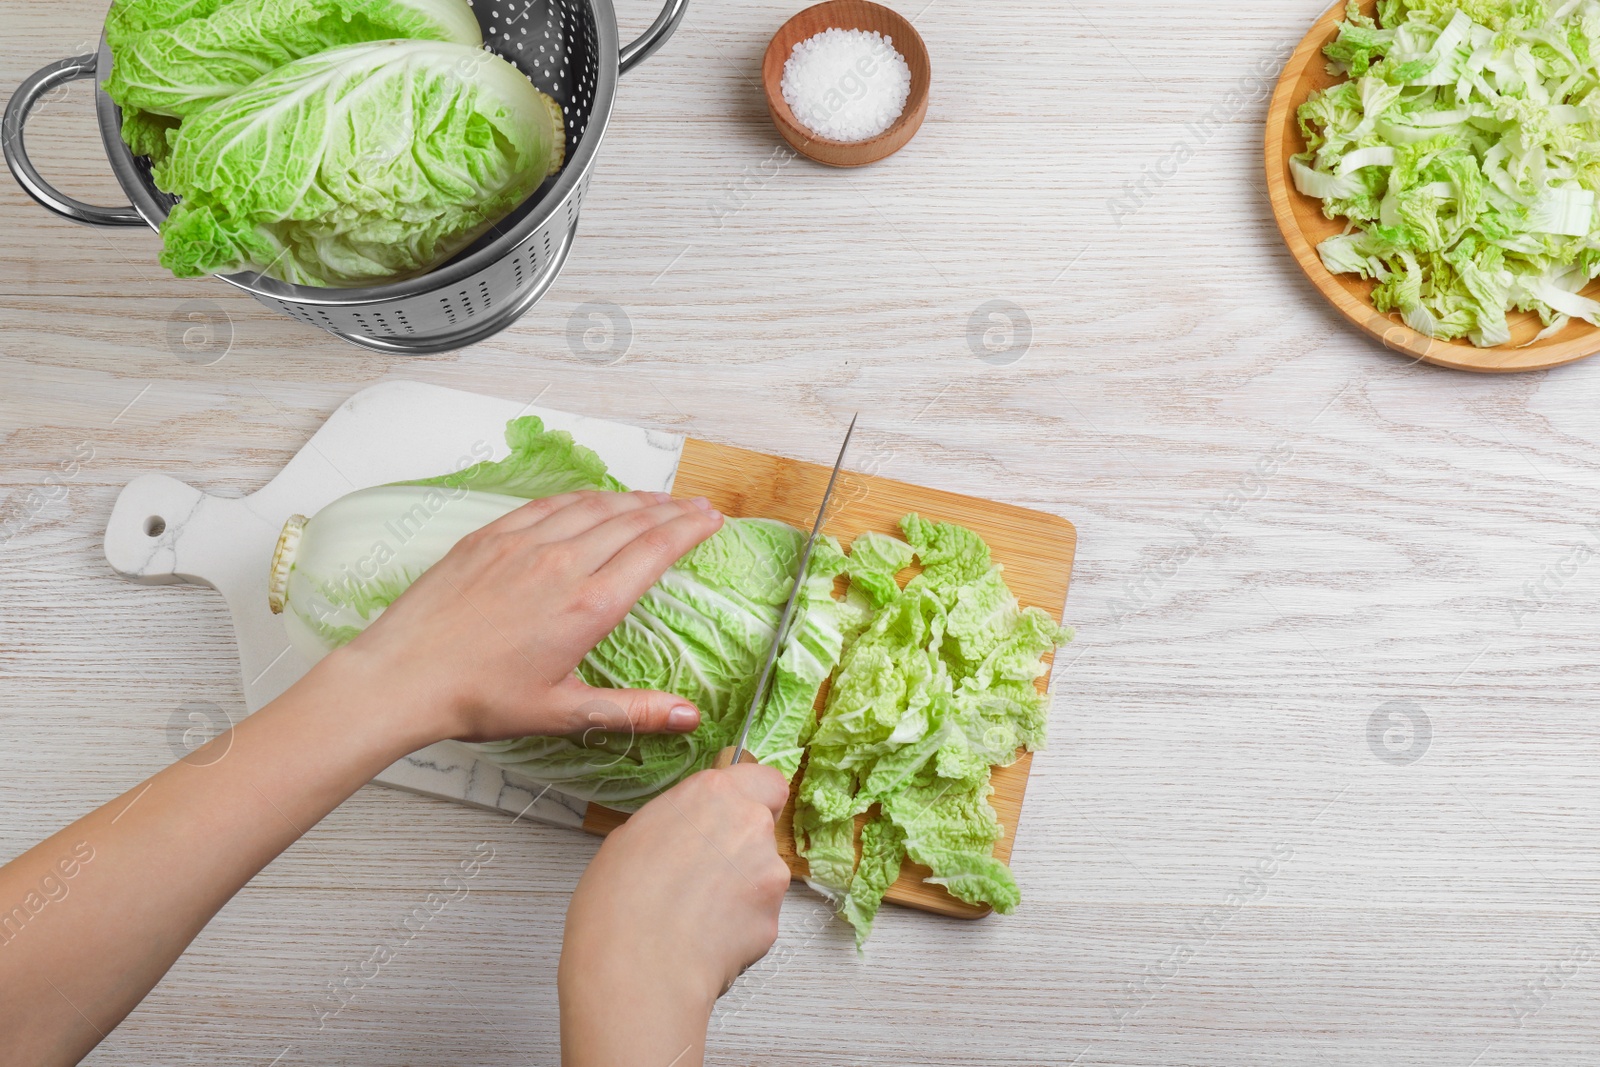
[
  {"xmin": 309, "ymin": 307, "xmax": 336, "ymax": 329},
  {"xmin": 394, "ymin": 309, "xmax": 415, "ymax": 335},
  {"xmin": 512, "ymin": 255, "xmax": 526, "ymax": 285},
  {"xmin": 275, "ymin": 301, "xmax": 317, "ymax": 326},
  {"xmin": 479, "ymin": 281, "xmax": 493, "ymax": 309},
  {"xmin": 459, "ymin": 290, "xmax": 477, "ymax": 318},
  {"xmin": 440, "ymin": 297, "xmax": 458, "ymax": 325},
  {"xmin": 275, "ymin": 303, "xmax": 339, "ymax": 335}
]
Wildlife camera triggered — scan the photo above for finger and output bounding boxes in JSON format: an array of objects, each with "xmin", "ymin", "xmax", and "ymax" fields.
[
  {"xmin": 722, "ymin": 762, "xmax": 791, "ymax": 817},
  {"xmin": 592, "ymin": 509, "xmax": 725, "ymax": 602},
  {"xmin": 492, "ymin": 489, "xmax": 669, "ymax": 537},
  {"xmin": 546, "ymin": 679, "xmax": 701, "ymax": 736},
  {"xmin": 566, "ymin": 496, "xmax": 717, "ymax": 571},
  {"xmin": 475, "ymin": 490, "xmax": 596, "ymax": 535},
  {"xmin": 522, "ymin": 489, "xmax": 676, "ymax": 541}
]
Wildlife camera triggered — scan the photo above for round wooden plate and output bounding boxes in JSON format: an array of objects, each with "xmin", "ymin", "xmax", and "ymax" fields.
[{"xmin": 1266, "ymin": 0, "xmax": 1600, "ymax": 373}]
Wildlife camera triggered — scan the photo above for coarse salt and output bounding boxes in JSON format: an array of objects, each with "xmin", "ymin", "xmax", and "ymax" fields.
[{"xmin": 780, "ymin": 27, "xmax": 911, "ymax": 142}]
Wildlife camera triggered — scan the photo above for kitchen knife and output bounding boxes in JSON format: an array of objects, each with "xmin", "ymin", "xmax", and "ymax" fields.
[{"xmin": 714, "ymin": 414, "xmax": 858, "ymax": 769}]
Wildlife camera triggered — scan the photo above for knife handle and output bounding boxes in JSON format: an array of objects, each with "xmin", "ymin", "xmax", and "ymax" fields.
[{"xmin": 712, "ymin": 746, "xmax": 739, "ymax": 769}]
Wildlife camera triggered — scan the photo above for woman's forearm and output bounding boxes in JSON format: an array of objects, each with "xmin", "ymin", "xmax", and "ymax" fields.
[
  {"xmin": 0, "ymin": 490, "xmax": 735, "ymax": 1066},
  {"xmin": 0, "ymin": 647, "xmax": 430, "ymax": 1067}
]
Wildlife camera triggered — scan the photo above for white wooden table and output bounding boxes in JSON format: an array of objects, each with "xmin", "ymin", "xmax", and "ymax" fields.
[{"xmin": 5, "ymin": 1, "xmax": 1600, "ymax": 1063}]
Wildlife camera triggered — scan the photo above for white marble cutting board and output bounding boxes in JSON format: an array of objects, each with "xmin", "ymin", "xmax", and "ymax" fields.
[{"xmin": 103, "ymin": 380, "xmax": 686, "ymax": 830}]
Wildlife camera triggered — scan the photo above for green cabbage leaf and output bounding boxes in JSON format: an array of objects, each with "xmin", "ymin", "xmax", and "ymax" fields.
[
  {"xmin": 152, "ymin": 39, "xmax": 563, "ymax": 287},
  {"xmin": 1293, "ymin": 0, "xmax": 1600, "ymax": 346},
  {"xmin": 107, "ymin": 0, "xmax": 238, "ymax": 48},
  {"xmin": 275, "ymin": 417, "xmax": 850, "ymax": 808},
  {"xmin": 105, "ymin": 0, "xmax": 482, "ymax": 166}
]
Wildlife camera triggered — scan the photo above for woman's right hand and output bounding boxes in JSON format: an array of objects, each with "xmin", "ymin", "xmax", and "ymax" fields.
[{"xmin": 558, "ymin": 762, "xmax": 792, "ymax": 1067}]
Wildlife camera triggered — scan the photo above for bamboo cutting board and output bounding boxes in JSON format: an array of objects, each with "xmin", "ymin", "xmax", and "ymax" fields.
[{"xmin": 582, "ymin": 437, "xmax": 1077, "ymax": 919}]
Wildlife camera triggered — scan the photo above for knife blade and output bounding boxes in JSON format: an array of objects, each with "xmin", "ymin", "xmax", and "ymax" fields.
[{"xmin": 718, "ymin": 414, "xmax": 858, "ymax": 768}]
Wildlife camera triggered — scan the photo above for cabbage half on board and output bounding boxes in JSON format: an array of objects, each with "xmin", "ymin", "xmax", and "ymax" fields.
[
  {"xmin": 268, "ymin": 417, "xmax": 854, "ymax": 809},
  {"xmin": 103, "ymin": 0, "xmax": 485, "ymax": 164},
  {"xmin": 151, "ymin": 39, "xmax": 565, "ymax": 287}
]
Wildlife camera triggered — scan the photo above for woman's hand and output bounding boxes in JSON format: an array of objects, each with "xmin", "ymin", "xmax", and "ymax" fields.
[
  {"xmin": 336, "ymin": 489, "xmax": 725, "ymax": 747},
  {"xmin": 559, "ymin": 762, "xmax": 793, "ymax": 1067},
  {"xmin": 0, "ymin": 489, "xmax": 727, "ymax": 1066}
]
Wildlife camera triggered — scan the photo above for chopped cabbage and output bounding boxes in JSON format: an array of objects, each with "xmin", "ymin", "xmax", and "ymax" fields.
[
  {"xmin": 794, "ymin": 515, "xmax": 1071, "ymax": 945},
  {"xmin": 1293, "ymin": 0, "xmax": 1600, "ymax": 346}
]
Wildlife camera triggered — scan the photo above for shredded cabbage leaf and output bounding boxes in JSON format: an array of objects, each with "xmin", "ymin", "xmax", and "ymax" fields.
[
  {"xmin": 794, "ymin": 515, "xmax": 1071, "ymax": 946},
  {"xmin": 1293, "ymin": 0, "xmax": 1600, "ymax": 346}
]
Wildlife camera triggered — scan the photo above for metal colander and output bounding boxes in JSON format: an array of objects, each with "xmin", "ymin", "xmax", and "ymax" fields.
[{"xmin": 3, "ymin": 0, "xmax": 688, "ymax": 354}]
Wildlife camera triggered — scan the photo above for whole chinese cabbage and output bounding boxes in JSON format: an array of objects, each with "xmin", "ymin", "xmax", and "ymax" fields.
[
  {"xmin": 154, "ymin": 39, "xmax": 564, "ymax": 286},
  {"xmin": 104, "ymin": 0, "xmax": 483, "ymax": 163},
  {"xmin": 1294, "ymin": 0, "xmax": 1600, "ymax": 346},
  {"xmin": 271, "ymin": 417, "xmax": 851, "ymax": 808}
]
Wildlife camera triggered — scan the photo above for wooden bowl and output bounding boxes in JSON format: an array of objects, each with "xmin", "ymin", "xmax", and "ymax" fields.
[
  {"xmin": 1266, "ymin": 0, "xmax": 1600, "ymax": 373},
  {"xmin": 762, "ymin": 1, "xmax": 931, "ymax": 167}
]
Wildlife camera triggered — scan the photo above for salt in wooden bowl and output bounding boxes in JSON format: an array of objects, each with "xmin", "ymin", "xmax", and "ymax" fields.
[{"xmin": 762, "ymin": 1, "xmax": 930, "ymax": 168}]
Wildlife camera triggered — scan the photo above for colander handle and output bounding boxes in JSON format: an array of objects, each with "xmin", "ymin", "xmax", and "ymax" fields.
[
  {"xmin": 619, "ymin": 0, "xmax": 690, "ymax": 75},
  {"xmin": 3, "ymin": 54, "xmax": 143, "ymax": 228}
]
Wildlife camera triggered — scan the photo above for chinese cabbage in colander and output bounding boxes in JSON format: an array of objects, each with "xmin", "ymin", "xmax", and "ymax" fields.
[
  {"xmin": 103, "ymin": 0, "xmax": 484, "ymax": 165},
  {"xmin": 152, "ymin": 39, "xmax": 565, "ymax": 287}
]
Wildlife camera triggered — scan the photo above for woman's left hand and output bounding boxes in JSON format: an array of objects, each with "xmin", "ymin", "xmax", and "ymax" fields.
[
  {"xmin": 340, "ymin": 488, "xmax": 725, "ymax": 745},
  {"xmin": 0, "ymin": 489, "xmax": 727, "ymax": 1066}
]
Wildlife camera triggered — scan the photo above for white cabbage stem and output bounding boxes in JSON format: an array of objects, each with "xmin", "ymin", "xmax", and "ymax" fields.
[{"xmin": 270, "ymin": 485, "xmax": 527, "ymax": 663}]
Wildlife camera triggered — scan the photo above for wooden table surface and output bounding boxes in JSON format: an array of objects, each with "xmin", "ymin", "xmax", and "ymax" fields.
[{"xmin": 4, "ymin": 1, "xmax": 1600, "ymax": 1064}]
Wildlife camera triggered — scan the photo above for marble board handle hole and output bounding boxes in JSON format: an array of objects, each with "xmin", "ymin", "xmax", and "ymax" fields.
[{"xmin": 144, "ymin": 516, "xmax": 167, "ymax": 538}]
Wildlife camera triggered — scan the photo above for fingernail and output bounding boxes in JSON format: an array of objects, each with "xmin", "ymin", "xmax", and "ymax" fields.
[
  {"xmin": 652, "ymin": 491, "xmax": 672, "ymax": 503},
  {"xmin": 667, "ymin": 705, "xmax": 700, "ymax": 731},
  {"xmin": 690, "ymin": 496, "xmax": 712, "ymax": 511}
]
